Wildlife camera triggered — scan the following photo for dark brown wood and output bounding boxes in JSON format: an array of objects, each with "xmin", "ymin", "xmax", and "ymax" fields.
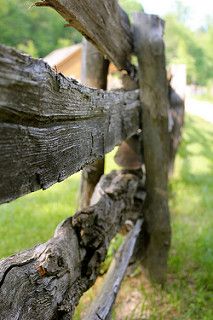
[
  {"xmin": 0, "ymin": 45, "xmax": 140, "ymax": 204},
  {"xmin": 133, "ymin": 13, "xmax": 171, "ymax": 284},
  {"xmin": 35, "ymin": 0, "xmax": 135, "ymax": 75},
  {"xmin": 85, "ymin": 219, "xmax": 143, "ymax": 320},
  {"xmin": 0, "ymin": 170, "xmax": 145, "ymax": 320},
  {"xmin": 80, "ymin": 40, "xmax": 109, "ymax": 209}
]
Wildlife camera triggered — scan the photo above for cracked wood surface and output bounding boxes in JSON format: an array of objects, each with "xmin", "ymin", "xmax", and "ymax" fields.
[
  {"xmin": 0, "ymin": 45, "xmax": 141, "ymax": 204},
  {"xmin": 35, "ymin": 0, "xmax": 134, "ymax": 74},
  {"xmin": 0, "ymin": 170, "xmax": 145, "ymax": 320}
]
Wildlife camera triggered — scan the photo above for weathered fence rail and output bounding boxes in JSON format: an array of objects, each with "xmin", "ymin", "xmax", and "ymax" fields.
[
  {"xmin": 85, "ymin": 218, "xmax": 144, "ymax": 320},
  {"xmin": 35, "ymin": 0, "xmax": 134, "ymax": 74},
  {"xmin": 0, "ymin": 45, "xmax": 140, "ymax": 204},
  {"xmin": 0, "ymin": 170, "xmax": 145, "ymax": 319},
  {"xmin": 0, "ymin": 0, "xmax": 185, "ymax": 318}
]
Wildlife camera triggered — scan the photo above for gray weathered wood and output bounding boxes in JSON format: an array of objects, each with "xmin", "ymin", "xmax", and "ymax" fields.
[
  {"xmin": 114, "ymin": 73, "xmax": 143, "ymax": 170},
  {"xmin": 0, "ymin": 45, "xmax": 140, "ymax": 204},
  {"xmin": 85, "ymin": 219, "xmax": 143, "ymax": 320},
  {"xmin": 133, "ymin": 13, "xmax": 171, "ymax": 284},
  {"xmin": 80, "ymin": 40, "xmax": 109, "ymax": 209},
  {"xmin": 168, "ymin": 86, "xmax": 185, "ymax": 176},
  {"xmin": 0, "ymin": 169, "xmax": 145, "ymax": 320},
  {"xmin": 35, "ymin": 0, "xmax": 134, "ymax": 75}
]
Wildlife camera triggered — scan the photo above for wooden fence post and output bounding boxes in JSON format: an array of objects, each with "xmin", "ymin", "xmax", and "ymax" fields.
[
  {"xmin": 114, "ymin": 74, "xmax": 143, "ymax": 170},
  {"xmin": 133, "ymin": 13, "xmax": 171, "ymax": 284},
  {"xmin": 168, "ymin": 64, "xmax": 186, "ymax": 175},
  {"xmin": 80, "ymin": 40, "xmax": 109, "ymax": 209}
]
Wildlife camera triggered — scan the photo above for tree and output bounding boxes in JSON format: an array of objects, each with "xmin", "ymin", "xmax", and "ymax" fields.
[
  {"xmin": 164, "ymin": 13, "xmax": 210, "ymax": 85},
  {"xmin": 0, "ymin": 0, "xmax": 81, "ymax": 57}
]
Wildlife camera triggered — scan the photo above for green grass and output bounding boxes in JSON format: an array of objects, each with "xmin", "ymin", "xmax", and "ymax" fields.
[
  {"xmin": 0, "ymin": 149, "xmax": 119, "ymax": 258},
  {"xmin": 0, "ymin": 114, "xmax": 213, "ymax": 319},
  {"xmin": 166, "ymin": 114, "xmax": 213, "ymax": 319},
  {"xmin": 195, "ymin": 92, "xmax": 213, "ymax": 103},
  {"xmin": 0, "ymin": 174, "xmax": 80, "ymax": 258}
]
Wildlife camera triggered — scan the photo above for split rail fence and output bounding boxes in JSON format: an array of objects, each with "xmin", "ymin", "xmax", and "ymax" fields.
[{"xmin": 0, "ymin": 1, "xmax": 184, "ymax": 319}]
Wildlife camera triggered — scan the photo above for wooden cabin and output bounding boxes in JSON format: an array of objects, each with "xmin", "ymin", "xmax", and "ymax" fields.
[{"xmin": 43, "ymin": 43, "xmax": 119, "ymax": 88}]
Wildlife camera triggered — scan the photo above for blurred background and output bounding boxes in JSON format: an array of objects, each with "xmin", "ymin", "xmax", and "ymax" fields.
[
  {"xmin": 1, "ymin": 0, "xmax": 213, "ymax": 100},
  {"xmin": 0, "ymin": 1, "xmax": 212, "ymax": 319}
]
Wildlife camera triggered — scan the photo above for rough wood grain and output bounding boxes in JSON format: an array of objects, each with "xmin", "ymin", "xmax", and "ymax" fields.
[
  {"xmin": 35, "ymin": 0, "xmax": 134, "ymax": 75},
  {"xmin": 133, "ymin": 13, "xmax": 171, "ymax": 284},
  {"xmin": 0, "ymin": 170, "xmax": 145, "ymax": 320},
  {"xmin": 85, "ymin": 219, "xmax": 143, "ymax": 320},
  {"xmin": 0, "ymin": 45, "xmax": 141, "ymax": 204},
  {"xmin": 80, "ymin": 40, "xmax": 109, "ymax": 209}
]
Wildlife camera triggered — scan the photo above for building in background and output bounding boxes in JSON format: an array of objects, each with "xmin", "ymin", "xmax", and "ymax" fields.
[{"xmin": 43, "ymin": 43, "xmax": 119, "ymax": 89}]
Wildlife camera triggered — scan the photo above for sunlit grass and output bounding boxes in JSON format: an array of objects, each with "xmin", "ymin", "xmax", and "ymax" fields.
[
  {"xmin": 0, "ymin": 148, "xmax": 119, "ymax": 258},
  {"xmin": 166, "ymin": 115, "xmax": 213, "ymax": 319},
  {"xmin": 0, "ymin": 174, "xmax": 80, "ymax": 258}
]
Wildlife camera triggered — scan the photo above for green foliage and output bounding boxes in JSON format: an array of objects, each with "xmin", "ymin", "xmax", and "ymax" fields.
[
  {"xmin": 0, "ymin": 0, "xmax": 81, "ymax": 57},
  {"xmin": 0, "ymin": 148, "xmax": 119, "ymax": 258},
  {"xmin": 164, "ymin": 12, "xmax": 213, "ymax": 85},
  {"xmin": 119, "ymin": 0, "xmax": 143, "ymax": 16},
  {"xmin": 0, "ymin": 0, "xmax": 212, "ymax": 87}
]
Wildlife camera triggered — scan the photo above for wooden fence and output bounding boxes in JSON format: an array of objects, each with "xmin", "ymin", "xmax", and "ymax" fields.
[{"xmin": 0, "ymin": 1, "xmax": 184, "ymax": 319}]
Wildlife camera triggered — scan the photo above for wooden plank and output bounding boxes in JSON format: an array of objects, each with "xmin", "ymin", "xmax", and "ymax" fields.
[
  {"xmin": 85, "ymin": 219, "xmax": 143, "ymax": 320},
  {"xmin": 80, "ymin": 40, "xmax": 109, "ymax": 209},
  {"xmin": 35, "ymin": 0, "xmax": 134, "ymax": 74},
  {"xmin": 0, "ymin": 45, "xmax": 140, "ymax": 204},
  {"xmin": 0, "ymin": 170, "xmax": 145, "ymax": 320},
  {"xmin": 133, "ymin": 13, "xmax": 171, "ymax": 284}
]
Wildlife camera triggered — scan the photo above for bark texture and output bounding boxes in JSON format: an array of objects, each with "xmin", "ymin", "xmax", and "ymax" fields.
[
  {"xmin": 0, "ymin": 170, "xmax": 145, "ymax": 320},
  {"xmin": 85, "ymin": 219, "xmax": 143, "ymax": 320},
  {"xmin": 133, "ymin": 13, "xmax": 171, "ymax": 284},
  {"xmin": 0, "ymin": 45, "xmax": 140, "ymax": 204},
  {"xmin": 35, "ymin": 0, "xmax": 134, "ymax": 75},
  {"xmin": 80, "ymin": 40, "xmax": 109, "ymax": 209}
]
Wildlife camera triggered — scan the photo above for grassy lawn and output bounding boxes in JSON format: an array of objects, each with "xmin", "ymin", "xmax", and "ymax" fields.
[
  {"xmin": 0, "ymin": 114, "xmax": 212, "ymax": 319},
  {"xmin": 0, "ymin": 150, "xmax": 119, "ymax": 258}
]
